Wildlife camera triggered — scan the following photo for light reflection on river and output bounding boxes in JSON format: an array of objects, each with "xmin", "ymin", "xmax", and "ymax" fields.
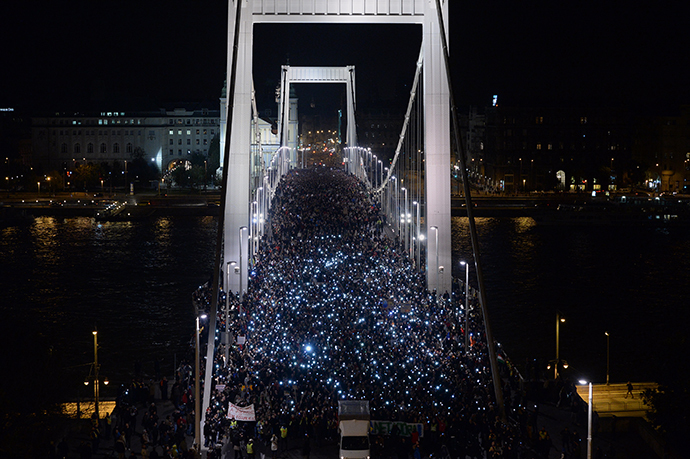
[
  {"xmin": 0, "ymin": 216, "xmax": 217, "ymax": 394},
  {"xmin": 452, "ymin": 216, "xmax": 690, "ymax": 383},
  {"xmin": 1, "ymin": 214, "xmax": 687, "ymax": 396}
]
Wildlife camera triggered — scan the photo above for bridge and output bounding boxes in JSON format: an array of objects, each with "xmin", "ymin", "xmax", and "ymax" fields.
[{"xmin": 198, "ymin": 0, "xmax": 508, "ymax": 453}]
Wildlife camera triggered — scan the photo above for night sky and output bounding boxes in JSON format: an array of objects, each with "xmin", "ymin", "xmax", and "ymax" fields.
[{"xmin": 2, "ymin": 1, "xmax": 689, "ymax": 115}]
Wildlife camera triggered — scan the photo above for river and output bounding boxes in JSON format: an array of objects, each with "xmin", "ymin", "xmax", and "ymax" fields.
[{"xmin": 0, "ymin": 214, "xmax": 686, "ymax": 396}]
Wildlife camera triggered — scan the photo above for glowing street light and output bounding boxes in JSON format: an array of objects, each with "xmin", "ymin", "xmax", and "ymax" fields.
[
  {"xmin": 84, "ymin": 329, "xmax": 109, "ymax": 420},
  {"xmin": 579, "ymin": 379, "xmax": 593, "ymax": 459},
  {"xmin": 605, "ymin": 331, "xmax": 610, "ymax": 385},
  {"xmin": 460, "ymin": 261, "xmax": 470, "ymax": 353},
  {"xmin": 548, "ymin": 313, "xmax": 567, "ymax": 379},
  {"xmin": 195, "ymin": 311, "xmax": 208, "ymax": 452},
  {"xmin": 430, "ymin": 226, "xmax": 439, "ymax": 302}
]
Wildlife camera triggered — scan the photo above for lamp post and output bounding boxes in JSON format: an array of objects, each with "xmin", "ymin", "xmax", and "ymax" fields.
[
  {"xmin": 195, "ymin": 312, "xmax": 207, "ymax": 452},
  {"xmin": 92, "ymin": 330, "xmax": 100, "ymax": 419},
  {"xmin": 400, "ymin": 187, "xmax": 407, "ymax": 245},
  {"xmin": 430, "ymin": 226, "xmax": 439, "ymax": 302},
  {"xmin": 461, "ymin": 261, "xmax": 469, "ymax": 353},
  {"xmin": 555, "ymin": 313, "xmax": 566, "ymax": 379},
  {"xmin": 413, "ymin": 201, "xmax": 420, "ymax": 268},
  {"xmin": 605, "ymin": 331, "xmax": 610, "ymax": 385},
  {"xmin": 83, "ymin": 329, "xmax": 108, "ymax": 420},
  {"xmin": 579, "ymin": 380, "xmax": 593, "ymax": 459},
  {"xmin": 238, "ymin": 226, "xmax": 248, "ymax": 307},
  {"xmin": 225, "ymin": 261, "xmax": 237, "ymax": 363}
]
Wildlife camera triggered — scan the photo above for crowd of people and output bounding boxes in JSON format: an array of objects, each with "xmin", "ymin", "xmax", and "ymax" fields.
[{"xmin": 195, "ymin": 167, "xmax": 534, "ymax": 458}]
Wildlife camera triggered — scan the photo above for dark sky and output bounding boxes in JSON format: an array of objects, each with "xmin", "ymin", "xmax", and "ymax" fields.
[{"xmin": 2, "ymin": 1, "xmax": 688, "ymax": 115}]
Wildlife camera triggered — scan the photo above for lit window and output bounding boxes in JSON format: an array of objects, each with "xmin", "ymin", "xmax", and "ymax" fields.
[
  {"xmin": 187, "ymin": 130, "xmax": 191, "ymax": 135},
  {"xmin": 169, "ymin": 129, "xmax": 173, "ymax": 135},
  {"xmin": 537, "ymin": 143, "xmax": 542, "ymax": 150},
  {"xmin": 178, "ymin": 130, "xmax": 182, "ymax": 135}
]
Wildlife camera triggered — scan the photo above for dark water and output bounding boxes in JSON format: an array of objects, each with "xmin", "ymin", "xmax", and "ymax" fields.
[
  {"xmin": 0, "ymin": 215, "xmax": 687, "ymax": 396},
  {"xmin": 452, "ymin": 217, "xmax": 690, "ymax": 384},
  {"xmin": 0, "ymin": 216, "xmax": 217, "ymax": 394}
]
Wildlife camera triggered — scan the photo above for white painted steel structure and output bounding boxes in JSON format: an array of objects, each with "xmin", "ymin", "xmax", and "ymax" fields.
[
  {"xmin": 278, "ymin": 65, "xmax": 357, "ymax": 167},
  {"xmin": 221, "ymin": 0, "xmax": 451, "ymax": 298}
]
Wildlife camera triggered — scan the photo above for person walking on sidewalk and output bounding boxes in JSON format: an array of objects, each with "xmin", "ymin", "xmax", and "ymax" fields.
[{"xmin": 625, "ymin": 381, "xmax": 634, "ymax": 399}]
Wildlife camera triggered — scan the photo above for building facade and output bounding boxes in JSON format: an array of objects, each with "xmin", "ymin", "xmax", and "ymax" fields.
[
  {"xmin": 478, "ymin": 106, "xmax": 636, "ymax": 193},
  {"xmin": 32, "ymin": 107, "xmax": 220, "ymax": 174}
]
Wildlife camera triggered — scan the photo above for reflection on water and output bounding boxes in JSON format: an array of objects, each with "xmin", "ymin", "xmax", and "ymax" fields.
[
  {"xmin": 451, "ymin": 216, "xmax": 688, "ymax": 383},
  {"xmin": 1, "ymin": 215, "xmax": 687, "ymax": 393},
  {"xmin": 0, "ymin": 216, "xmax": 217, "ymax": 394}
]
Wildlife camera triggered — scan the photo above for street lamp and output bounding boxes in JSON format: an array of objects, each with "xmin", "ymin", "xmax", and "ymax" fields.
[
  {"xmin": 461, "ymin": 261, "xmax": 469, "ymax": 353},
  {"xmin": 400, "ymin": 187, "xmax": 407, "ymax": 244},
  {"xmin": 413, "ymin": 201, "xmax": 420, "ymax": 269},
  {"xmin": 554, "ymin": 313, "xmax": 566, "ymax": 379},
  {"xmin": 84, "ymin": 329, "xmax": 109, "ymax": 420},
  {"xmin": 430, "ymin": 226, "xmax": 439, "ymax": 302},
  {"xmin": 238, "ymin": 226, "xmax": 248, "ymax": 307},
  {"xmin": 579, "ymin": 380, "xmax": 593, "ymax": 459},
  {"xmin": 605, "ymin": 331, "xmax": 610, "ymax": 385},
  {"xmin": 225, "ymin": 261, "xmax": 237, "ymax": 363},
  {"xmin": 195, "ymin": 312, "xmax": 208, "ymax": 452}
]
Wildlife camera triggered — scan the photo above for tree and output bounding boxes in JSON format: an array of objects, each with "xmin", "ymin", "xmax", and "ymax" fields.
[
  {"xmin": 72, "ymin": 163, "xmax": 104, "ymax": 191},
  {"xmin": 208, "ymin": 135, "xmax": 220, "ymax": 180},
  {"xmin": 129, "ymin": 147, "xmax": 159, "ymax": 185}
]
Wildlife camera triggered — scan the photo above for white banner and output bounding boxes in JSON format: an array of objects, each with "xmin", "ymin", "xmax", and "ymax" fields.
[{"xmin": 228, "ymin": 403, "xmax": 256, "ymax": 422}]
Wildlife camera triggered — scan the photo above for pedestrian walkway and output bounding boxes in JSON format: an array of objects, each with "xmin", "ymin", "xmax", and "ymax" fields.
[{"xmin": 575, "ymin": 382, "xmax": 657, "ymax": 418}]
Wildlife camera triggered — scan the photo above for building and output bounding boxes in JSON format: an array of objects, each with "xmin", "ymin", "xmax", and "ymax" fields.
[
  {"xmin": 479, "ymin": 106, "xmax": 635, "ymax": 193},
  {"xmin": 31, "ymin": 106, "xmax": 220, "ymax": 176},
  {"xmin": 633, "ymin": 106, "xmax": 690, "ymax": 193}
]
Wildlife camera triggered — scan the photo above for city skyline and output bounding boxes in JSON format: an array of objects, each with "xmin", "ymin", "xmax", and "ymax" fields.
[{"xmin": 1, "ymin": 1, "xmax": 688, "ymax": 114}]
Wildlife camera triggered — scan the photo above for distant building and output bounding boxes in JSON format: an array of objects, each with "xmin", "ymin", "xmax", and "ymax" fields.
[
  {"xmin": 219, "ymin": 81, "xmax": 296, "ymax": 189},
  {"xmin": 31, "ymin": 107, "xmax": 220, "ymax": 173},
  {"xmin": 476, "ymin": 106, "xmax": 635, "ymax": 193},
  {"xmin": 357, "ymin": 110, "xmax": 404, "ymax": 162},
  {"xmin": 633, "ymin": 106, "xmax": 690, "ymax": 193}
]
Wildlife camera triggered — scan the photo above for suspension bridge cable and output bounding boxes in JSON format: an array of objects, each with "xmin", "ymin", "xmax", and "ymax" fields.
[
  {"xmin": 433, "ymin": 0, "xmax": 506, "ymax": 421},
  {"xmin": 373, "ymin": 45, "xmax": 424, "ymax": 195}
]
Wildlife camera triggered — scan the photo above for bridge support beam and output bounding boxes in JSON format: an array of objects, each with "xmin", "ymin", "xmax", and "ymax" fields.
[
  {"xmin": 224, "ymin": 1, "xmax": 253, "ymax": 298},
  {"xmin": 221, "ymin": 0, "xmax": 452, "ymax": 300},
  {"xmin": 424, "ymin": 0, "xmax": 452, "ymax": 296}
]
